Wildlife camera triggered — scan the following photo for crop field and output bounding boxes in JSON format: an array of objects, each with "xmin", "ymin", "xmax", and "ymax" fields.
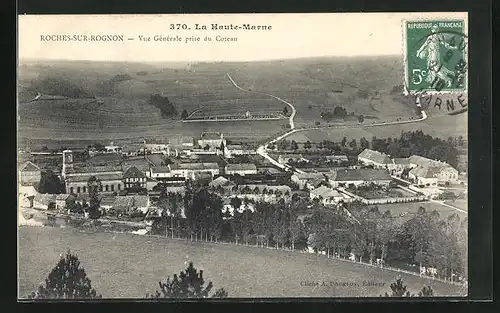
[
  {"xmin": 377, "ymin": 201, "xmax": 468, "ymax": 224},
  {"xmin": 18, "ymin": 226, "xmax": 465, "ymax": 298}
]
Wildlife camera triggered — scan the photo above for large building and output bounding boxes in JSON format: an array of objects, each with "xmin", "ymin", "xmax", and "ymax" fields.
[
  {"xmin": 19, "ymin": 161, "xmax": 41, "ymax": 186},
  {"xmin": 407, "ymin": 155, "xmax": 459, "ymax": 183},
  {"xmin": 169, "ymin": 162, "xmax": 220, "ymax": 179},
  {"xmin": 225, "ymin": 163, "xmax": 258, "ymax": 176},
  {"xmin": 198, "ymin": 132, "xmax": 226, "ymax": 149},
  {"xmin": 326, "ymin": 168, "xmax": 393, "ymax": 188},
  {"xmin": 357, "ymin": 149, "xmax": 393, "ymax": 169},
  {"xmin": 62, "ymin": 150, "xmax": 124, "ymax": 195},
  {"xmin": 291, "ymin": 172, "xmax": 326, "ymax": 190},
  {"xmin": 123, "ymin": 166, "xmax": 148, "ymax": 190}
]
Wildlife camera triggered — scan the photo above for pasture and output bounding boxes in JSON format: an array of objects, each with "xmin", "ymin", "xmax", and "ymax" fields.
[{"xmin": 18, "ymin": 226, "xmax": 465, "ymax": 298}]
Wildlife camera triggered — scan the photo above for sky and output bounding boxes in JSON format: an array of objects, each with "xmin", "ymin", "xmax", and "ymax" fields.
[{"xmin": 18, "ymin": 12, "xmax": 467, "ymax": 62}]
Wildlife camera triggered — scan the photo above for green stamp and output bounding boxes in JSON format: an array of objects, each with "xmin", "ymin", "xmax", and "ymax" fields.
[{"xmin": 404, "ymin": 20, "xmax": 467, "ymax": 95}]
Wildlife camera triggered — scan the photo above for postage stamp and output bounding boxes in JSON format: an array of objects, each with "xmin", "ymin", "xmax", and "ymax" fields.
[{"xmin": 403, "ymin": 19, "xmax": 468, "ymax": 95}]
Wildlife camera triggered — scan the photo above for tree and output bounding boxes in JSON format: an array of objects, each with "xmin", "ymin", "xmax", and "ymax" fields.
[
  {"xmin": 383, "ymin": 277, "xmax": 412, "ymax": 297},
  {"xmin": 341, "ymin": 137, "xmax": 347, "ymax": 148},
  {"xmin": 87, "ymin": 176, "xmax": 102, "ymax": 219},
  {"xmin": 181, "ymin": 109, "xmax": 189, "ymax": 119},
  {"xmin": 148, "ymin": 262, "xmax": 228, "ymax": 298},
  {"xmin": 358, "ymin": 115, "xmax": 365, "ymax": 123},
  {"xmin": 418, "ymin": 286, "xmax": 434, "ymax": 297},
  {"xmin": 359, "ymin": 137, "xmax": 370, "ymax": 150},
  {"xmin": 349, "ymin": 139, "xmax": 357, "ymax": 150},
  {"xmin": 333, "ymin": 106, "xmax": 347, "ymax": 118},
  {"xmin": 283, "ymin": 106, "xmax": 289, "ymax": 116},
  {"xmin": 28, "ymin": 251, "xmax": 101, "ymax": 299},
  {"xmin": 38, "ymin": 170, "xmax": 64, "ymax": 194},
  {"xmin": 304, "ymin": 140, "xmax": 312, "ymax": 150},
  {"xmin": 204, "ymin": 144, "xmax": 210, "ymax": 151},
  {"xmin": 289, "ymin": 219, "xmax": 304, "ymax": 250},
  {"xmin": 291, "ymin": 140, "xmax": 299, "ymax": 151},
  {"xmin": 230, "ymin": 197, "xmax": 242, "ymax": 210}
]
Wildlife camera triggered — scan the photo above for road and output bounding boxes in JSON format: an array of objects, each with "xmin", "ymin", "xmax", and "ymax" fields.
[{"xmin": 227, "ymin": 73, "xmax": 428, "ymax": 175}]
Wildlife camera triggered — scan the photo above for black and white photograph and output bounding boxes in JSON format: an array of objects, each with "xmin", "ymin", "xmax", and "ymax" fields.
[{"xmin": 17, "ymin": 12, "xmax": 469, "ymax": 299}]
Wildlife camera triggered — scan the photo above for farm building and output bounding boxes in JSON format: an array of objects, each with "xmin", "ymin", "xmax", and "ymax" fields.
[
  {"xmin": 104, "ymin": 142, "xmax": 121, "ymax": 154},
  {"xmin": 407, "ymin": 155, "xmax": 459, "ymax": 183},
  {"xmin": 198, "ymin": 132, "xmax": 226, "ymax": 149},
  {"xmin": 408, "ymin": 166, "xmax": 440, "ymax": 187},
  {"xmin": 224, "ymin": 144, "xmax": 256, "ymax": 158},
  {"xmin": 123, "ymin": 166, "xmax": 148, "ymax": 190},
  {"xmin": 150, "ymin": 166, "xmax": 171, "ymax": 179},
  {"xmin": 278, "ymin": 154, "xmax": 308, "ymax": 165},
  {"xmin": 169, "ymin": 162, "xmax": 220, "ymax": 179},
  {"xmin": 19, "ymin": 161, "xmax": 41, "ymax": 186},
  {"xmin": 225, "ymin": 163, "xmax": 258, "ymax": 176},
  {"xmin": 291, "ymin": 172, "xmax": 326, "ymax": 190},
  {"xmin": 391, "ymin": 158, "xmax": 412, "ymax": 173},
  {"xmin": 326, "ymin": 168, "xmax": 392, "ymax": 188},
  {"xmin": 143, "ymin": 139, "xmax": 168, "ymax": 155},
  {"xmin": 325, "ymin": 155, "xmax": 349, "ymax": 165},
  {"xmin": 309, "ymin": 186, "xmax": 345, "ymax": 205},
  {"xmin": 209, "ymin": 176, "xmax": 236, "ymax": 193},
  {"xmin": 357, "ymin": 149, "xmax": 393, "ymax": 169},
  {"xmin": 109, "ymin": 195, "xmax": 150, "ymax": 214}
]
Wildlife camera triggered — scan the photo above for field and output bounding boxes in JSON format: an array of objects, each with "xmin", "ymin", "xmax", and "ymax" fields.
[
  {"xmin": 18, "ymin": 226, "xmax": 465, "ymax": 298},
  {"xmin": 287, "ymin": 112, "xmax": 467, "ymax": 143},
  {"xmin": 18, "ymin": 57, "xmax": 437, "ymax": 147},
  {"xmin": 377, "ymin": 201, "xmax": 468, "ymax": 223}
]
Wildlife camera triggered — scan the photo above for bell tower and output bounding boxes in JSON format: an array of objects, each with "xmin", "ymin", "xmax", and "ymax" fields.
[{"xmin": 62, "ymin": 150, "xmax": 74, "ymax": 178}]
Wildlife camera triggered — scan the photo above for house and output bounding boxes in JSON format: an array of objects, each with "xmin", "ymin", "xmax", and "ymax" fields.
[
  {"xmin": 123, "ymin": 166, "xmax": 148, "ymax": 189},
  {"xmin": 325, "ymin": 155, "xmax": 349, "ymax": 165},
  {"xmin": 326, "ymin": 168, "xmax": 393, "ymax": 188},
  {"xmin": 198, "ymin": 132, "xmax": 226, "ymax": 149},
  {"xmin": 33, "ymin": 194, "xmax": 56, "ymax": 210},
  {"xmin": 121, "ymin": 144, "xmax": 145, "ymax": 157},
  {"xmin": 169, "ymin": 162, "xmax": 220, "ymax": 178},
  {"xmin": 225, "ymin": 163, "xmax": 258, "ymax": 176},
  {"xmin": 407, "ymin": 155, "xmax": 459, "ymax": 183},
  {"xmin": 150, "ymin": 166, "xmax": 171, "ymax": 179},
  {"xmin": 19, "ymin": 161, "xmax": 41, "ymax": 186},
  {"xmin": 291, "ymin": 172, "xmax": 326, "ymax": 190},
  {"xmin": 391, "ymin": 158, "xmax": 412, "ymax": 173},
  {"xmin": 110, "ymin": 195, "xmax": 150, "ymax": 214},
  {"xmin": 408, "ymin": 166, "xmax": 440, "ymax": 187},
  {"xmin": 224, "ymin": 144, "xmax": 256, "ymax": 158},
  {"xmin": 209, "ymin": 176, "xmax": 236, "ymax": 194},
  {"xmin": 278, "ymin": 154, "xmax": 307, "ymax": 165},
  {"xmin": 191, "ymin": 171, "xmax": 214, "ymax": 182},
  {"xmin": 357, "ymin": 149, "xmax": 393, "ymax": 169},
  {"xmin": 55, "ymin": 194, "xmax": 74, "ymax": 210},
  {"xmin": 146, "ymin": 177, "xmax": 159, "ymax": 191},
  {"xmin": 143, "ymin": 139, "xmax": 168, "ymax": 155},
  {"xmin": 62, "ymin": 150, "xmax": 124, "ymax": 194},
  {"xmin": 310, "ymin": 186, "xmax": 344, "ymax": 205},
  {"xmin": 104, "ymin": 142, "xmax": 121, "ymax": 154}
]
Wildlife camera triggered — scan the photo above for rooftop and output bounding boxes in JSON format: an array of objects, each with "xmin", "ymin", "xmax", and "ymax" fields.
[
  {"xmin": 409, "ymin": 166, "xmax": 442, "ymax": 179},
  {"xmin": 112, "ymin": 195, "xmax": 149, "ymax": 210},
  {"xmin": 20, "ymin": 161, "xmax": 41, "ymax": 172},
  {"xmin": 65, "ymin": 173, "xmax": 124, "ymax": 183},
  {"xmin": 328, "ymin": 168, "xmax": 392, "ymax": 182},
  {"xmin": 169, "ymin": 162, "xmax": 219, "ymax": 170},
  {"xmin": 200, "ymin": 132, "xmax": 223, "ymax": 140},
  {"xmin": 358, "ymin": 149, "xmax": 393, "ymax": 165},
  {"xmin": 393, "ymin": 158, "xmax": 410, "ymax": 164},
  {"xmin": 151, "ymin": 167, "xmax": 171, "ymax": 174},
  {"xmin": 209, "ymin": 176, "xmax": 234, "ymax": 188},
  {"xmin": 408, "ymin": 155, "xmax": 454, "ymax": 169},
  {"xmin": 123, "ymin": 166, "xmax": 148, "ymax": 179},
  {"xmin": 311, "ymin": 186, "xmax": 342, "ymax": 198},
  {"xmin": 225, "ymin": 163, "xmax": 257, "ymax": 171}
]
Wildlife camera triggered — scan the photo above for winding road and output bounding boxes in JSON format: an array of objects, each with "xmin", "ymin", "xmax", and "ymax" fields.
[{"xmin": 226, "ymin": 73, "xmax": 428, "ymax": 175}]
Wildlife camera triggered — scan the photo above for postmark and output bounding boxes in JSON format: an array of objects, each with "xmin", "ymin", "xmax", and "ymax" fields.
[{"xmin": 403, "ymin": 20, "xmax": 468, "ymax": 95}]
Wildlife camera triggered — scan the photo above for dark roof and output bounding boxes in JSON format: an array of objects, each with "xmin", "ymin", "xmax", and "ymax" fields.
[
  {"xmin": 151, "ymin": 167, "xmax": 171, "ymax": 173},
  {"xmin": 393, "ymin": 158, "xmax": 410, "ymax": 164},
  {"xmin": 225, "ymin": 163, "xmax": 257, "ymax": 171},
  {"xmin": 200, "ymin": 132, "xmax": 222, "ymax": 140},
  {"xmin": 65, "ymin": 173, "xmax": 123, "ymax": 183},
  {"xmin": 329, "ymin": 168, "xmax": 392, "ymax": 182},
  {"xmin": 123, "ymin": 166, "xmax": 147, "ymax": 179},
  {"xmin": 170, "ymin": 163, "xmax": 219, "ymax": 170}
]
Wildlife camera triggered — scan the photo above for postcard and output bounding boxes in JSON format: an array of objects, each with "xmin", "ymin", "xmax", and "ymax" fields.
[{"xmin": 17, "ymin": 13, "xmax": 468, "ymax": 299}]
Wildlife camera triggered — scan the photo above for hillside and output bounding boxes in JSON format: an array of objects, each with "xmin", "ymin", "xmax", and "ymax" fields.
[{"xmin": 17, "ymin": 57, "xmax": 457, "ymax": 146}]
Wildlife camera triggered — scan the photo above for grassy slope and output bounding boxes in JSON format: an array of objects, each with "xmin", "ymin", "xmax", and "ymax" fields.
[
  {"xmin": 18, "ymin": 226, "xmax": 464, "ymax": 298},
  {"xmin": 18, "ymin": 57, "xmax": 424, "ymax": 145}
]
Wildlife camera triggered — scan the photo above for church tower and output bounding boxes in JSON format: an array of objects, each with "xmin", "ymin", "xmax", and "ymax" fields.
[{"xmin": 62, "ymin": 150, "xmax": 74, "ymax": 179}]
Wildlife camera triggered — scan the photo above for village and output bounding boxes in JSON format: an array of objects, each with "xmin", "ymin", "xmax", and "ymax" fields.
[{"xmin": 18, "ymin": 131, "xmax": 467, "ymax": 228}]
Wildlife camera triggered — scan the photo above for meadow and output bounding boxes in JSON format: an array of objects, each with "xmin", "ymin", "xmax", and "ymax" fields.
[{"xmin": 18, "ymin": 226, "xmax": 465, "ymax": 298}]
